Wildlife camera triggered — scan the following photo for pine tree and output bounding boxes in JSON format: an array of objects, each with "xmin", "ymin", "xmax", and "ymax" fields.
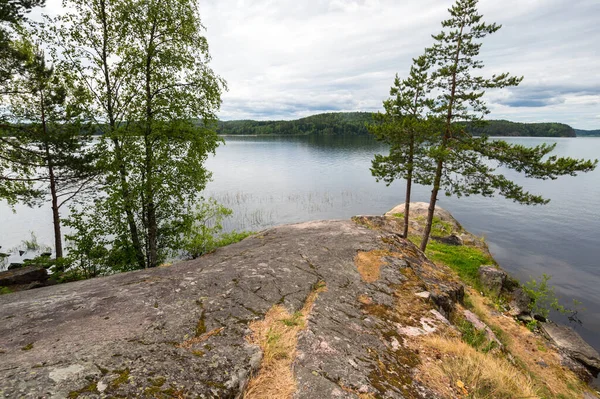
[
  {"xmin": 418, "ymin": 0, "xmax": 597, "ymax": 251},
  {"xmin": 370, "ymin": 55, "xmax": 435, "ymax": 238},
  {"xmin": 0, "ymin": 38, "xmax": 97, "ymax": 258},
  {"xmin": 0, "ymin": 0, "xmax": 45, "ymax": 89}
]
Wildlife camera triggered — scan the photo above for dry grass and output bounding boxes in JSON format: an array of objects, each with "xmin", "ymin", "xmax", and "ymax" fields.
[
  {"xmin": 419, "ymin": 335, "xmax": 539, "ymax": 398},
  {"xmin": 355, "ymin": 250, "xmax": 391, "ymax": 283},
  {"xmin": 177, "ymin": 327, "xmax": 224, "ymax": 349},
  {"xmin": 465, "ymin": 289, "xmax": 588, "ymax": 398},
  {"xmin": 244, "ymin": 281, "xmax": 327, "ymax": 399}
]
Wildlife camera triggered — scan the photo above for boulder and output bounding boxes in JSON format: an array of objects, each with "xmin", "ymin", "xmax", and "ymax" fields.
[
  {"xmin": 541, "ymin": 321, "xmax": 600, "ymax": 377},
  {"xmin": 0, "ymin": 266, "xmax": 47, "ymax": 286},
  {"xmin": 478, "ymin": 265, "xmax": 507, "ymax": 296},
  {"xmin": 432, "ymin": 234, "xmax": 463, "ymax": 246},
  {"xmin": 508, "ymin": 287, "xmax": 532, "ymax": 317},
  {"xmin": 8, "ymin": 262, "xmax": 23, "ymax": 270}
]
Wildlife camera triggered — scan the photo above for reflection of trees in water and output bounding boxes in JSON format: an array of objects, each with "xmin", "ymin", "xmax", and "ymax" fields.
[{"xmin": 208, "ymin": 189, "xmax": 372, "ymax": 232}]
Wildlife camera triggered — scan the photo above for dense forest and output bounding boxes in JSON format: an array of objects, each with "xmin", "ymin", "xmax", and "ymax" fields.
[
  {"xmin": 216, "ymin": 112, "xmax": 373, "ymax": 136},
  {"xmin": 216, "ymin": 112, "xmax": 587, "ymax": 137},
  {"xmin": 574, "ymin": 129, "xmax": 600, "ymax": 137},
  {"xmin": 465, "ymin": 120, "xmax": 576, "ymax": 137}
]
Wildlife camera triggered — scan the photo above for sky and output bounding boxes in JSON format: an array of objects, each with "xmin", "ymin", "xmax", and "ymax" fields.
[{"xmin": 35, "ymin": 0, "xmax": 600, "ymax": 129}]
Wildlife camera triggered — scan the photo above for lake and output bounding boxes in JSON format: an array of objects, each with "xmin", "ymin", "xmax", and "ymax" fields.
[{"xmin": 1, "ymin": 134, "xmax": 600, "ymax": 376}]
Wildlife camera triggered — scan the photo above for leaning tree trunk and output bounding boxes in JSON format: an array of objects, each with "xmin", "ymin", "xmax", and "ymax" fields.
[
  {"xmin": 420, "ymin": 158, "xmax": 442, "ymax": 251},
  {"xmin": 421, "ymin": 23, "xmax": 464, "ymax": 252}
]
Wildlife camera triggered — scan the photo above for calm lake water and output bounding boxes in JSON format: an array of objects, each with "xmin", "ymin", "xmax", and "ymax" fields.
[{"xmin": 1, "ymin": 135, "xmax": 600, "ymax": 375}]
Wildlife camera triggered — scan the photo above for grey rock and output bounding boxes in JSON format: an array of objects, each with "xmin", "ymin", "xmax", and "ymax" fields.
[
  {"xmin": 0, "ymin": 219, "xmax": 459, "ymax": 398},
  {"xmin": 509, "ymin": 287, "xmax": 532, "ymax": 317},
  {"xmin": 478, "ymin": 265, "xmax": 507, "ymax": 296},
  {"xmin": 415, "ymin": 291, "xmax": 431, "ymax": 299},
  {"xmin": 432, "ymin": 234, "xmax": 463, "ymax": 246},
  {"xmin": 0, "ymin": 265, "xmax": 47, "ymax": 286},
  {"xmin": 517, "ymin": 314, "xmax": 534, "ymax": 323},
  {"xmin": 463, "ymin": 310, "xmax": 502, "ymax": 347},
  {"xmin": 559, "ymin": 352, "xmax": 594, "ymax": 383},
  {"xmin": 385, "ymin": 202, "xmax": 461, "ymax": 231},
  {"xmin": 541, "ymin": 321, "xmax": 600, "ymax": 376}
]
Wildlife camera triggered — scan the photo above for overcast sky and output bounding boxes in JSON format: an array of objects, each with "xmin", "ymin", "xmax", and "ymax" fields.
[{"xmin": 36, "ymin": 0, "xmax": 600, "ymax": 129}]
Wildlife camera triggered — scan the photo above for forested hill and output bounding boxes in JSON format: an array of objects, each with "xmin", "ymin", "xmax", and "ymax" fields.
[
  {"xmin": 216, "ymin": 112, "xmax": 582, "ymax": 137},
  {"xmin": 466, "ymin": 120, "xmax": 576, "ymax": 138},
  {"xmin": 574, "ymin": 129, "xmax": 600, "ymax": 137},
  {"xmin": 216, "ymin": 112, "xmax": 373, "ymax": 136}
]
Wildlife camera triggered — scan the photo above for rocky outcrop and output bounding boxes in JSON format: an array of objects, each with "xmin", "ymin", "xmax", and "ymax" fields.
[
  {"xmin": 0, "ymin": 219, "xmax": 462, "ymax": 398},
  {"xmin": 0, "ymin": 265, "xmax": 47, "ymax": 287},
  {"xmin": 541, "ymin": 322, "xmax": 600, "ymax": 380}
]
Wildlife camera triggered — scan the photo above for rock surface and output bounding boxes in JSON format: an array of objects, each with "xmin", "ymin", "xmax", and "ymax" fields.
[
  {"xmin": 541, "ymin": 321, "xmax": 600, "ymax": 376},
  {"xmin": 0, "ymin": 265, "xmax": 47, "ymax": 286},
  {"xmin": 462, "ymin": 310, "xmax": 502, "ymax": 346},
  {"xmin": 0, "ymin": 219, "xmax": 462, "ymax": 398},
  {"xmin": 478, "ymin": 265, "xmax": 507, "ymax": 296}
]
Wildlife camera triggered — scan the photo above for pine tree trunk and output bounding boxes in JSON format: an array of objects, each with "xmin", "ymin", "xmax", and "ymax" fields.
[
  {"xmin": 41, "ymin": 97, "xmax": 63, "ymax": 259},
  {"xmin": 420, "ymin": 158, "xmax": 442, "ymax": 251},
  {"xmin": 49, "ymin": 164, "xmax": 63, "ymax": 259},
  {"xmin": 421, "ymin": 23, "xmax": 464, "ymax": 252},
  {"xmin": 403, "ymin": 136, "xmax": 415, "ymax": 238}
]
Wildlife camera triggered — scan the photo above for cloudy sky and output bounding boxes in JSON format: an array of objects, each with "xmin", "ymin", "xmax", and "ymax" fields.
[{"xmin": 36, "ymin": 0, "xmax": 600, "ymax": 129}]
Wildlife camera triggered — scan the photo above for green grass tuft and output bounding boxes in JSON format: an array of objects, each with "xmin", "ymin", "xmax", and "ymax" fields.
[{"xmin": 425, "ymin": 241, "xmax": 494, "ymax": 288}]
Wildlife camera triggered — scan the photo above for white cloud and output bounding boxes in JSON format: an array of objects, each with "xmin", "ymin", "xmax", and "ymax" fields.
[{"xmin": 34, "ymin": 0, "xmax": 600, "ymax": 129}]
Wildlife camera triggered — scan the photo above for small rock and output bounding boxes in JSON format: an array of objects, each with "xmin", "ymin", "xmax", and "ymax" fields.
[
  {"xmin": 517, "ymin": 314, "xmax": 534, "ymax": 323},
  {"xmin": 8, "ymin": 263, "xmax": 23, "ymax": 270},
  {"xmin": 463, "ymin": 310, "xmax": 502, "ymax": 347},
  {"xmin": 415, "ymin": 291, "xmax": 431, "ymax": 299},
  {"xmin": 478, "ymin": 265, "xmax": 507, "ymax": 296},
  {"xmin": 541, "ymin": 321, "xmax": 600, "ymax": 377},
  {"xmin": 536, "ymin": 359, "xmax": 549, "ymax": 368},
  {"xmin": 432, "ymin": 234, "xmax": 463, "ymax": 246},
  {"xmin": 97, "ymin": 381, "xmax": 108, "ymax": 393}
]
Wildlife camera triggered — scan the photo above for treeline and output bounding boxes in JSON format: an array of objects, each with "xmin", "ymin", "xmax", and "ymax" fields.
[
  {"xmin": 574, "ymin": 129, "xmax": 600, "ymax": 137},
  {"xmin": 466, "ymin": 120, "xmax": 576, "ymax": 137},
  {"xmin": 216, "ymin": 113, "xmax": 581, "ymax": 138},
  {"xmin": 216, "ymin": 112, "xmax": 373, "ymax": 136}
]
